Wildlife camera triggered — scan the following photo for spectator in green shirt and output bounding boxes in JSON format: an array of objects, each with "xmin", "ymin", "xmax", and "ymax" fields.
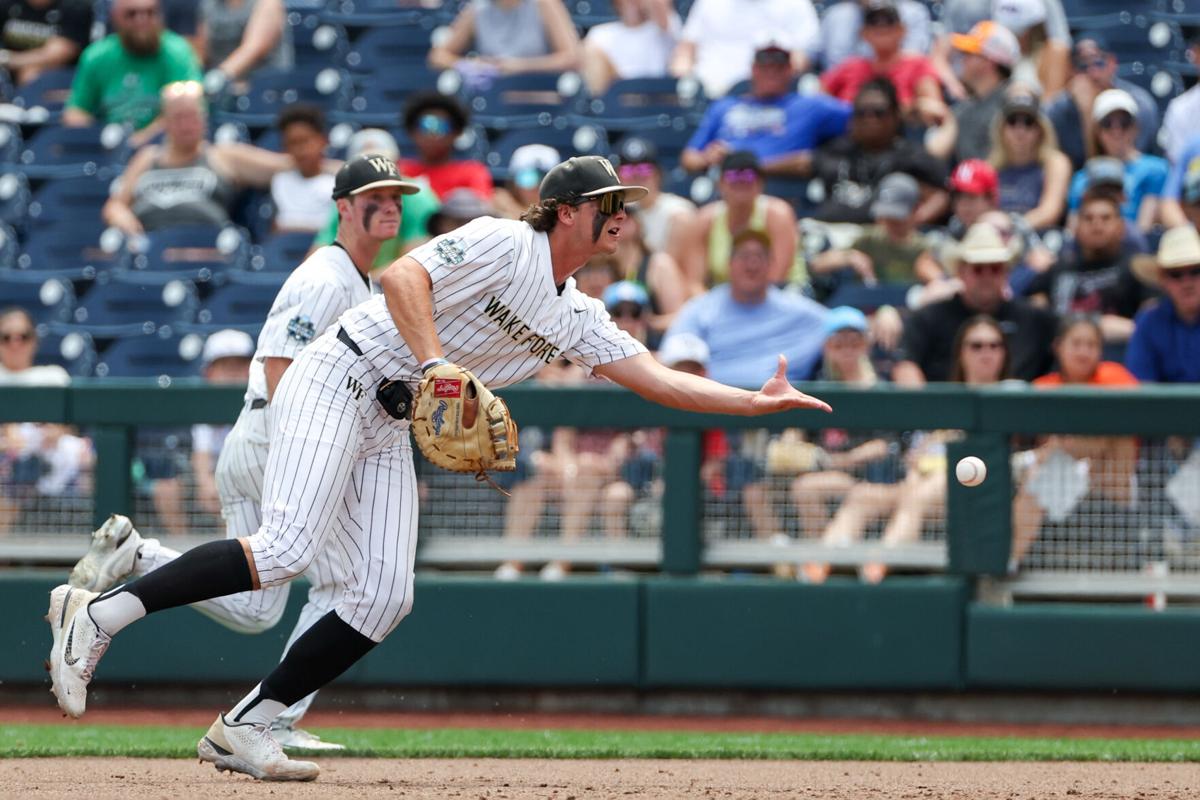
[
  {"xmin": 310, "ymin": 128, "xmax": 440, "ymax": 272},
  {"xmin": 62, "ymin": 0, "xmax": 200, "ymax": 145}
]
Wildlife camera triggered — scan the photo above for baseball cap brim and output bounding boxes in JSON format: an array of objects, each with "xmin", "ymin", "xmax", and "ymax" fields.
[
  {"xmin": 950, "ymin": 33, "xmax": 983, "ymax": 54},
  {"xmin": 579, "ymin": 184, "xmax": 649, "ymax": 203},
  {"xmin": 346, "ymin": 178, "xmax": 422, "ymax": 197}
]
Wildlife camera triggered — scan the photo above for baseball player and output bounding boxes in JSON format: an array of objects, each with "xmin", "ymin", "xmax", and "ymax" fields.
[
  {"xmin": 46, "ymin": 155, "xmax": 831, "ymax": 782},
  {"xmin": 65, "ymin": 153, "xmax": 420, "ymax": 751}
]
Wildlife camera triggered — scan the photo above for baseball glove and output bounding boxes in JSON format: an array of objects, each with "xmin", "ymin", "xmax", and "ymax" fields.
[{"xmin": 411, "ymin": 363, "xmax": 519, "ymax": 489}]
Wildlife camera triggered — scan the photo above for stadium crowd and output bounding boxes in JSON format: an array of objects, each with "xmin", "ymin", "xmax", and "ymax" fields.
[{"xmin": 2, "ymin": 0, "xmax": 1199, "ymax": 580}]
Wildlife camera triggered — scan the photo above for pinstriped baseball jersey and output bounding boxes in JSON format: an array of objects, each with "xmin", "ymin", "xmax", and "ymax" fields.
[
  {"xmin": 246, "ymin": 244, "xmax": 373, "ymax": 403},
  {"xmin": 339, "ymin": 216, "xmax": 647, "ymax": 389}
]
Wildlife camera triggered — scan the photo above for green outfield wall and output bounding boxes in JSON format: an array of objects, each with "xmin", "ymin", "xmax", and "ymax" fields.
[{"xmin": 3, "ymin": 382, "xmax": 1200, "ymax": 692}]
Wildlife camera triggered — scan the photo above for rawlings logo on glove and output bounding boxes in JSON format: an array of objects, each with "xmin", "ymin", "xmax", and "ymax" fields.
[{"xmin": 411, "ymin": 363, "xmax": 519, "ymax": 491}]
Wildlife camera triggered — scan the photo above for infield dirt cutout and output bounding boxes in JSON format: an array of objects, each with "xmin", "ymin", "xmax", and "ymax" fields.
[{"xmin": 3, "ymin": 758, "xmax": 1200, "ymax": 799}]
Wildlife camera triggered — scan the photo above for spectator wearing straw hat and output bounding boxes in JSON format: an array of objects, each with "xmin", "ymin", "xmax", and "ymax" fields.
[
  {"xmin": 1126, "ymin": 226, "xmax": 1200, "ymax": 384},
  {"xmin": 893, "ymin": 222, "xmax": 1056, "ymax": 384}
]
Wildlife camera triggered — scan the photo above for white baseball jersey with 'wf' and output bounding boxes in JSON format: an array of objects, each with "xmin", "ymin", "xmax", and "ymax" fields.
[
  {"xmin": 135, "ymin": 243, "xmax": 371, "ymax": 726},
  {"xmin": 246, "ymin": 216, "xmax": 646, "ymax": 642}
]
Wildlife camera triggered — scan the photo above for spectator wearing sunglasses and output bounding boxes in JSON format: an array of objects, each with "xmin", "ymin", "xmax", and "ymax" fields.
[
  {"xmin": 614, "ymin": 136, "xmax": 694, "ymax": 259},
  {"xmin": 819, "ymin": 0, "xmax": 946, "ymax": 127},
  {"xmin": 1126, "ymin": 226, "xmax": 1200, "ymax": 384},
  {"xmin": 987, "ymin": 90, "xmax": 1071, "ymax": 231},
  {"xmin": 492, "ymin": 143, "xmax": 560, "ymax": 220},
  {"xmin": 62, "ymin": 0, "xmax": 201, "ymax": 146},
  {"xmin": 893, "ymin": 222, "xmax": 1056, "ymax": 384},
  {"xmin": 400, "ymin": 91, "xmax": 493, "ymax": 202},
  {"xmin": 1045, "ymin": 34, "xmax": 1159, "ymax": 172},
  {"xmin": 1028, "ymin": 190, "xmax": 1153, "ymax": 348},
  {"xmin": 810, "ymin": 78, "xmax": 949, "ymax": 225},
  {"xmin": 680, "ymin": 34, "xmax": 850, "ymax": 177},
  {"xmin": 680, "ymin": 150, "xmax": 803, "ymax": 294},
  {"xmin": 814, "ymin": 0, "xmax": 931, "ymax": 72},
  {"xmin": 926, "ymin": 21, "xmax": 1019, "ymax": 163},
  {"xmin": 0, "ymin": 308, "xmax": 68, "ymax": 387},
  {"xmin": 0, "ymin": 0, "xmax": 93, "ymax": 87},
  {"xmin": 1063, "ymin": 90, "xmax": 1167, "ymax": 233}
]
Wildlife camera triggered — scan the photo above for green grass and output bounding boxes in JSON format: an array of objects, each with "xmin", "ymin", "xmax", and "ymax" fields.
[{"xmin": 3, "ymin": 724, "xmax": 1200, "ymax": 761}]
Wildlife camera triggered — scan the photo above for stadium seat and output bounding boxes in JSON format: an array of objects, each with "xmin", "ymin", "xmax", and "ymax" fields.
[
  {"xmin": 290, "ymin": 18, "xmax": 351, "ymax": 70},
  {"xmin": 485, "ymin": 124, "xmax": 609, "ymax": 178},
  {"xmin": 343, "ymin": 23, "xmax": 438, "ymax": 74},
  {"xmin": 17, "ymin": 124, "xmax": 128, "ymax": 180},
  {"xmin": 57, "ymin": 272, "xmax": 198, "ymax": 338},
  {"xmin": 186, "ymin": 280, "xmax": 281, "ymax": 332},
  {"xmin": 7, "ymin": 67, "xmax": 74, "ymax": 125},
  {"xmin": 611, "ymin": 120, "xmax": 699, "ymax": 172},
  {"xmin": 764, "ymin": 175, "xmax": 821, "ymax": 219},
  {"xmin": 0, "ymin": 221, "xmax": 16, "ymax": 269},
  {"xmin": 92, "ymin": 328, "xmax": 207, "ymax": 379},
  {"xmin": 566, "ymin": 0, "xmax": 617, "ymax": 28},
  {"xmin": 25, "ymin": 175, "xmax": 114, "ymax": 230},
  {"xmin": 321, "ymin": 0, "xmax": 429, "ymax": 28},
  {"xmin": 0, "ymin": 123, "xmax": 21, "ymax": 164},
  {"xmin": 575, "ymin": 77, "xmax": 707, "ymax": 131},
  {"xmin": 0, "ymin": 272, "xmax": 74, "ymax": 325},
  {"xmin": 214, "ymin": 67, "xmax": 351, "ymax": 130},
  {"xmin": 14, "ymin": 222, "xmax": 125, "ymax": 279},
  {"xmin": 34, "ymin": 327, "xmax": 97, "ymax": 377},
  {"xmin": 1119, "ymin": 65, "xmax": 1186, "ymax": 115},
  {"xmin": 0, "ymin": 173, "xmax": 30, "ymax": 232},
  {"xmin": 467, "ymin": 73, "xmax": 585, "ymax": 130},
  {"xmin": 248, "ymin": 230, "xmax": 316, "ymax": 273},
  {"xmin": 120, "ymin": 224, "xmax": 250, "ymax": 284}
]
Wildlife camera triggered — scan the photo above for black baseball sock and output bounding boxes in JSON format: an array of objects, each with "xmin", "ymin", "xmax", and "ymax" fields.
[
  {"xmin": 230, "ymin": 611, "xmax": 376, "ymax": 726},
  {"xmin": 121, "ymin": 538, "xmax": 255, "ymax": 613}
]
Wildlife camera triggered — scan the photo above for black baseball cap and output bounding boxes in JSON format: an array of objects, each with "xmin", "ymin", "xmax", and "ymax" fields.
[
  {"xmin": 332, "ymin": 153, "xmax": 421, "ymax": 199},
  {"xmin": 721, "ymin": 150, "xmax": 762, "ymax": 174},
  {"xmin": 539, "ymin": 155, "xmax": 648, "ymax": 204}
]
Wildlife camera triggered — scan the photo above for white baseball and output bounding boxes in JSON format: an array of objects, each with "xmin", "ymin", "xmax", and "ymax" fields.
[{"xmin": 956, "ymin": 456, "xmax": 987, "ymax": 487}]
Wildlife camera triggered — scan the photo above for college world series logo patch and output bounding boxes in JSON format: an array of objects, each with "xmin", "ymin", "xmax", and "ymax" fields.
[
  {"xmin": 435, "ymin": 238, "xmax": 465, "ymax": 266},
  {"xmin": 286, "ymin": 314, "xmax": 315, "ymax": 344}
]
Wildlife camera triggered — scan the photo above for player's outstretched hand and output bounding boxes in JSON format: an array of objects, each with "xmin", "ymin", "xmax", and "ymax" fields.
[{"xmin": 750, "ymin": 355, "xmax": 833, "ymax": 415}]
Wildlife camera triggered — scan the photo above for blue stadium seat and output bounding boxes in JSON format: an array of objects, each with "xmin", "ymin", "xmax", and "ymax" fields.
[
  {"xmin": 214, "ymin": 67, "xmax": 351, "ymax": 130},
  {"xmin": 1073, "ymin": 18, "xmax": 1185, "ymax": 64},
  {"xmin": 611, "ymin": 120, "xmax": 699, "ymax": 172},
  {"xmin": 248, "ymin": 230, "xmax": 315, "ymax": 273},
  {"xmin": 92, "ymin": 328, "xmax": 206, "ymax": 379},
  {"xmin": 343, "ymin": 23, "xmax": 438, "ymax": 73},
  {"xmin": 120, "ymin": 224, "xmax": 250, "ymax": 284},
  {"xmin": 57, "ymin": 273, "xmax": 198, "ymax": 338},
  {"xmin": 0, "ymin": 174, "xmax": 30, "ymax": 232},
  {"xmin": 574, "ymin": 77, "xmax": 707, "ymax": 130},
  {"xmin": 566, "ymin": 0, "xmax": 617, "ymax": 28},
  {"xmin": 17, "ymin": 125, "xmax": 127, "ymax": 180},
  {"xmin": 1118, "ymin": 65, "xmax": 1186, "ymax": 115},
  {"xmin": 321, "ymin": 0, "xmax": 429, "ymax": 28},
  {"xmin": 467, "ymin": 73, "xmax": 585, "ymax": 129},
  {"xmin": 8, "ymin": 67, "xmax": 75, "ymax": 125},
  {"xmin": 0, "ymin": 221, "xmax": 16, "ymax": 269},
  {"xmin": 187, "ymin": 280, "xmax": 281, "ymax": 332},
  {"xmin": 34, "ymin": 327, "xmax": 98, "ymax": 377},
  {"xmin": 25, "ymin": 175, "xmax": 113, "ymax": 230},
  {"xmin": 14, "ymin": 222, "xmax": 125, "ymax": 279},
  {"xmin": 0, "ymin": 272, "xmax": 74, "ymax": 325},
  {"xmin": 290, "ymin": 18, "xmax": 351, "ymax": 70},
  {"xmin": 764, "ymin": 175, "xmax": 820, "ymax": 219},
  {"xmin": 485, "ymin": 123, "xmax": 609, "ymax": 178},
  {"xmin": 0, "ymin": 123, "xmax": 21, "ymax": 164},
  {"xmin": 226, "ymin": 268, "xmax": 289, "ymax": 289}
]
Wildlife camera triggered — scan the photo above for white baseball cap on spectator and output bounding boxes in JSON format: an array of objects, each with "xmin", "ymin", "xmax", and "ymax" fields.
[
  {"xmin": 1092, "ymin": 89, "xmax": 1138, "ymax": 123},
  {"xmin": 992, "ymin": 0, "xmax": 1046, "ymax": 34},
  {"xmin": 202, "ymin": 329, "xmax": 255, "ymax": 366},
  {"xmin": 346, "ymin": 128, "xmax": 400, "ymax": 161},
  {"xmin": 658, "ymin": 333, "xmax": 711, "ymax": 370},
  {"xmin": 509, "ymin": 144, "xmax": 561, "ymax": 190}
]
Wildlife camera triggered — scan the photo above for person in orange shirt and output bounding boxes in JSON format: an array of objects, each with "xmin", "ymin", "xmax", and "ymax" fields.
[{"xmin": 1012, "ymin": 314, "xmax": 1139, "ymax": 568}]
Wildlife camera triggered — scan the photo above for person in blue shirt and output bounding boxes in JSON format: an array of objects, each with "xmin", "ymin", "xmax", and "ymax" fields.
[
  {"xmin": 1126, "ymin": 226, "xmax": 1200, "ymax": 384},
  {"xmin": 680, "ymin": 37, "xmax": 851, "ymax": 177},
  {"xmin": 663, "ymin": 229, "xmax": 828, "ymax": 387},
  {"xmin": 1159, "ymin": 134, "xmax": 1200, "ymax": 229}
]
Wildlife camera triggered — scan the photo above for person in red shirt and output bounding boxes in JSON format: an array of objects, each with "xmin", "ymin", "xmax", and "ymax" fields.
[
  {"xmin": 399, "ymin": 91, "xmax": 494, "ymax": 201},
  {"xmin": 820, "ymin": 0, "xmax": 945, "ymax": 126},
  {"xmin": 1012, "ymin": 314, "xmax": 1139, "ymax": 568}
]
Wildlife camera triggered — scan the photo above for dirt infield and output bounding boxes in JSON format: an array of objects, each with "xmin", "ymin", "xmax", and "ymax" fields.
[{"xmin": 3, "ymin": 757, "xmax": 1199, "ymax": 799}]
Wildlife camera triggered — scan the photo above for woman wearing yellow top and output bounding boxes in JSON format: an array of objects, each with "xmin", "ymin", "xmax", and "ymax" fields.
[{"xmin": 680, "ymin": 151, "xmax": 804, "ymax": 295}]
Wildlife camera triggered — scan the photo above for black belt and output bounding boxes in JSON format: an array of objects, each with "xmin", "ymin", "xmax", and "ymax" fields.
[
  {"xmin": 337, "ymin": 326, "xmax": 363, "ymax": 357},
  {"xmin": 250, "ymin": 398, "xmax": 267, "ymax": 410}
]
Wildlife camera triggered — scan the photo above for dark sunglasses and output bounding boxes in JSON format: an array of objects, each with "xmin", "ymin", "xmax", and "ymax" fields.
[
  {"xmin": 1099, "ymin": 114, "xmax": 1134, "ymax": 131},
  {"xmin": 854, "ymin": 106, "xmax": 891, "ymax": 119},
  {"xmin": 1005, "ymin": 113, "xmax": 1038, "ymax": 129},
  {"xmin": 1075, "ymin": 56, "xmax": 1109, "ymax": 71},
  {"xmin": 0, "ymin": 331, "xmax": 34, "ymax": 344},
  {"xmin": 610, "ymin": 303, "xmax": 644, "ymax": 319},
  {"xmin": 122, "ymin": 6, "xmax": 159, "ymax": 18},
  {"xmin": 594, "ymin": 192, "xmax": 626, "ymax": 215},
  {"xmin": 965, "ymin": 340, "xmax": 1005, "ymax": 352},
  {"xmin": 965, "ymin": 263, "xmax": 1006, "ymax": 276},
  {"xmin": 864, "ymin": 12, "xmax": 900, "ymax": 27},
  {"xmin": 1162, "ymin": 265, "xmax": 1200, "ymax": 281},
  {"xmin": 754, "ymin": 50, "xmax": 791, "ymax": 66}
]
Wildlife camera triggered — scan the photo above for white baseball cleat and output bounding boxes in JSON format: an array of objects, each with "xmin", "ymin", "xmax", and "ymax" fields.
[
  {"xmin": 45, "ymin": 585, "xmax": 110, "ymax": 718},
  {"xmin": 198, "ymin": 714, "xmax": 320, "ymax": 781},
  {"xmin": 272, "ymin": 726, "xmax": 346, "ymax": 751},
  {"xmin": 68, "ymin": 514, "xmax": 143, "ymax": 593}
]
